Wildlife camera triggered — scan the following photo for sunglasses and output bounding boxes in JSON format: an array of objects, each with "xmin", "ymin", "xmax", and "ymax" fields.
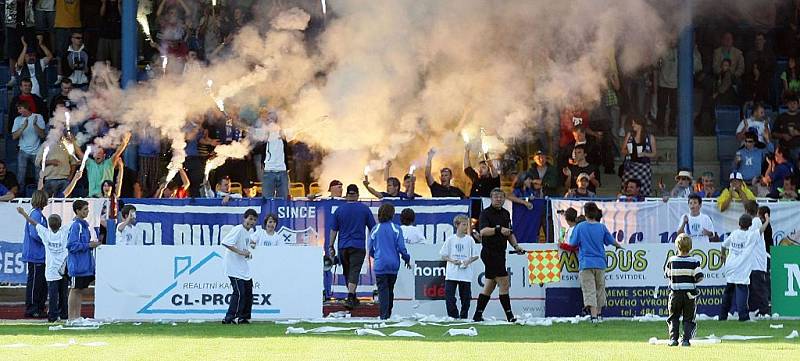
[
  {"xmin": 72, "ymin": 36, "xmax": 83, "ymax": 40},
  {"xmin": 744, "ymin": 140, "xmax": 755, "ymax": 143}
]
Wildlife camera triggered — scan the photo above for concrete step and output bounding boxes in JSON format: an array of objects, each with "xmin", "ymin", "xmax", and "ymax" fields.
[{"xmin": 653, "ymin": 136, "xmax": 718, "ymax": 163}]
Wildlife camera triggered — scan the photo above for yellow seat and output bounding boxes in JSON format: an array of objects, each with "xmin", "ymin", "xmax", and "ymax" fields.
[
  {"xmin": 229, "ymin": 182, "xmax": 243, "ymax": 196},
  {"xmin": 289, "ymin": 182, "xmax": 306, "ymax": 198},
  {"xmin": 251, "ymin": 182, "xmax": 263, "ymax": 197},
  {"xmin": 309, "ymin": 182, "xmax": 322, "ymax": 196}
]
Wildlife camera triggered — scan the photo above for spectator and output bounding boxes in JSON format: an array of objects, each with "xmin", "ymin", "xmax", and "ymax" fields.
[
  {"xmin": 764, "ymin": 146, "xmax": 795, "ymax": 195},
  {"xmin": 65, "ymin": 31, "xmax": 89, "ymax": 87},
  {"xmin": 718, "ymin": 172, "xmax": 756, "ymax": 212},
  {"xmin": 256, "ymin": 109, "xmax": 289, "ymax": 199},
  {"xmin": 250, "ymin": 107, "xmax": 271, "ymax": 182},
  {"xmin": 618, "ymin": 178, "xmax": 644, "ymax": 202},
  {"xmin": 742, "ymin": 60, "xmax": 771, "ymax": 107},
  {"xmin": 54, "ymin": 0, "xmax": 82, "ymax": 57},
  {"xmin": 657, "ymin": 44, "xmax": 702, "ymax": 135},
  {"xmin": 695, "ymin": 172, "xmax": 721, "ymax": 198},
  {"xmin": 513, "ymin": 173, "xmax": 543, "ymax": 199},
  {"xmin": 745, "ymin": 33, "xmax": 775, "ymax": 81},
  {"xmin": 72, "ymin": 133, "xmax": 131, "ymax": 197},
  {"xmin": 328, "ymin": 180, "xmax": 343, "ymax": 198},
  {"xmin": 713, "ymin": 59, "xmax": 738, "ymax": 106},
  {"xmin": 8, "ymin": 78, "xmax": 48, "ymax": 132},
  {"xmin": 521, "ymin": 150, "xmax": 559, "ymax": 197},
  {"xmin": 36, "ymin": 139, "xmax": 78, "ymax": 197},
  {"xmin": 736, "ymin": 103, "xmax": 771, "ymax": 146},
  {"xmin": 201, "ymin": 176, "xmax": 242, "ymax": 202},
  {"xmin": 401, "ymin": 174, "xmax": 422, "ymax": 199},
  {"xmin": 773, "ymin": 94, "xmax": 800, "ymax": 148},
  {"xmin": 565, "ymin": 173, "xmax": 596, "ymax": 199},
  {"xmin": 328, "ymin": 184, "xmax": 377, "ymax": 310},
  {"xmin": 48, "ymin": 78, "xmax": 75, "ymax": 117},
  {"xmin": 155, "ymin": 0, "xmax": 190, "ymax": 59},
  {"xmin": 184, "ymin": 116, "xmax": 206, "ymax": 197},
  {"xmin": 136, "ymin": 128, "xmax": 163, "ymax": 197},
  {"xmin": 22, "ymin": 190, "xmax": 48, "ymax": 318},
  {"xmin": 97, "ymin": 0, "xmax": 122, "ymax": 69},
  {"xmin": 559, "ymin": 105, "xmax": 590, "ymax": 148},
  {"xmin": 621, "ymin": 116, "xmax": 657, "ymax": 197},
  {"xmin": 713, "ymin": 32, "xmax": 745, "ymax": 79},
  {"xmin": 604, "ymin": 68, "xmax": 623, "ymax": 138},
  {"xmin": 751, "ymin": 175, "xmax": 772, "ymax": 197},
  {"xmin": 399, "ymin": 208, "xmax": 426, "ymax": 245},
  {"xmin": 562, "ymin": 145, "xmax": 600, "ymax": 193},
  {"xmin": 744, "ymin": 202, "xmax": 771, "ymax": 318},
  {"xmin": 0, "ymin": 160, "xmax": 21, "ymax": 200},
  {"xmin": 734, "ymin": 131, "xmax": 768, "ymax": 184},
  {"xmin": 12, "ymin": 102, "xmax": 47, "ymax": 187},
  {"xmin": 425, "ymin": 148, "xmax": 466, "ymax": 198},
  {"xmin": 719, "ymin": 214, "xmax": 758, "ymax": 322},
  {"xmin": 4, "ymin": 0, "xmax": 36, "ymax": 87},
  {"xmin": 16, "ymin": 35, "xmax": 53, "ymax": 99},
  {"xmin": 463, "ymin": 145, "xmax": 500, "ymax": 198},
  {"xmin": 768, "ymin": 175, "xmax": 799, "ymax": 200},
  {"xmin": 154, "ymin": 168, "xmax": 190, "ymax": 199},
  {"xmin": 558, "ymin": 126, "xmax": 601, "ymax": 170},
  {"xmin": 369, "ymin": 203, "xmax": 411, "ymax": 320},
  {"xmin": 782, "ymin": 56, "xmax": 800, "ymax": 95}
]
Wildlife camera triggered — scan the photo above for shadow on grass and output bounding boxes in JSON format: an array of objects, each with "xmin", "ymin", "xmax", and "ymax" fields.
[{"xmin": 0, "ymin": 321, "xmax": 798, "ymax": 343}]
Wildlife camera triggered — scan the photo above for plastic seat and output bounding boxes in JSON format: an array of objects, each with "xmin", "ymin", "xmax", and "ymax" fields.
[
  {"xmin": 229, "ymin": 182, "xmax": 243, "ymax": 195},
  {"xmin": 308, "ymin": 182, "xmax": 322, "ymax": 196},
  {"xmin": 714, "ymin": 105, "xmax": 742, "ymax": 135},
  {"xmin": 289, "ymin": 183, "xmax": 306, "ymax": 198}
]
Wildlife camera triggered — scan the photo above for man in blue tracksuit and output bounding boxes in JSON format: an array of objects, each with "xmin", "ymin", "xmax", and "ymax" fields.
[
  {"xmin": 22, "ymin": 190, "xmax": 49, "ymax": 318},
  {"xmin": 66, "ymin": 200, "xmax": 100, "ymax": 324},
  {"xmin": 369, "ymin": 203, "xmax": 411, "ymax": 320}
]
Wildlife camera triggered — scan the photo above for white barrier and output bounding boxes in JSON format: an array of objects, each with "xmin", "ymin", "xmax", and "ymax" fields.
[{"xmin": 95, "ymin": 246, "xmax": 323, "ymax": 320}]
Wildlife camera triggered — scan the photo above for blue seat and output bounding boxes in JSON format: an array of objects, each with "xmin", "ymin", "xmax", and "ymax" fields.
[
  {"xmin": 715, "ymin": 105, "xmax": 741, "ymax": 135},
  {"xmin": 0, "ymin": 88, "xmax": 6, "ymax": 113},
  {"xmin": 716, "ymin": 135, "xmax": 740, "ymax": 161},
  {"xmin": 779, "ymin": 106, "xmax": 789, "ymax": 115}
]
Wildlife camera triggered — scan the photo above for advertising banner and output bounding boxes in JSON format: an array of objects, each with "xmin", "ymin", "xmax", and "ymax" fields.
[
  {"xmin": 771, "ymin": 246, "xmax": 800, "ymax": 317},
  {"xmin": 94, "ymin": 246, "xmax": 323, "ymax": 320}
]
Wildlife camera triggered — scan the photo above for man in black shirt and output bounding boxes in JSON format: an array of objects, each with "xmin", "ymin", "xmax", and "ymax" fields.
[
  {"xmin": 0, "ymin": 160, "xmax": 20, "ymax": 200},
  {"xmin": 463, "ymin": 145, "xmax": 500, "ymax": 197},
  {"xmin": 562, "ymin": 144, "xmax": 600, "ymax": 193},
  {"xmin": 472, "ymin": 188, "xmax": 524, "ymax": 323},
  {"xmin": 425, "ymin": 148, "xmax": 466, "ymax": 198}
]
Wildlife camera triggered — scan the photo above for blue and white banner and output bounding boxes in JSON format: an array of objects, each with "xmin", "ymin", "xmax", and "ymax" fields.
[{"xmin": 95, "ymin": 246, "xmax": 322, "ymax": 320}]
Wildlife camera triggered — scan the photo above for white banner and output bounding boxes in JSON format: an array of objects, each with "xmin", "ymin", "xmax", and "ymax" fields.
[
  {"xmin": 1, "ymin": 199, "xmax": 106, "ymax": 243},
  {"xmin": 95, "ymin": 246, "xmax": 323, "ymax": 320},
  {"xmin": 550, "ymin": 199, "xmax": 800, "ymax": 244}
]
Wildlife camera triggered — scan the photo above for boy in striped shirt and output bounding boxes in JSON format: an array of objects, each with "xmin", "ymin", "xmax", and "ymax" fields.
[{"xmin": 664, "ymin": 234, "xmax": 704, "ymax": 347}]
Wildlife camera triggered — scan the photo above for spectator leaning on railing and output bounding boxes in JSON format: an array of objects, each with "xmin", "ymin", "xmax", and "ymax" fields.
[
  {"xmin": 695, "ymin": 172, "xmax": 720, "ymax": 198},
  {"xmin": 0, "ymin": 161, "xmax": 21, "ymax": 201},
  {"xmin": 718, "ymin": 172, "xmax": 756, "ymax": 212}
]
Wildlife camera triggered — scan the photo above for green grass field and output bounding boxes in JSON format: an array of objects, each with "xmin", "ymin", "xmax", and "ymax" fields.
[{"xmin": 1, "ymin": 320, "xmax": 798, "ymax": 360}]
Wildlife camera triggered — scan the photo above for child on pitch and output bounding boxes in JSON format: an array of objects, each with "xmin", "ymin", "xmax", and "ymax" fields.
[
  {"xmin": 676, "ymin": 194, "xmax": 717, "ymax": 242},
  {"xmin": 66, "ymin": 200, "xmax": 101, "ymax": 325},
  {"xmin": 16, "ymin": 207, "xmax": 70, "ymax": 322},
  {"xmin": 439, "ymin": 214, "xmax": 479, "ymax": 319},
  {"xmin": 116, "ymin": 205, "xmax": 138, "ymax": 246},
  {"xmin": 719, "ymin": 214, "xmax": 760, "ymax": 321},
  {"xmin": 369, "ymin": 203, "xmax": 411, "ymax": 320},
  {"xmin": 222, "ymin": 209, "xmax": 258, "ymax": 324},
  {"xmin": 568, "ymin": 202, "xmax": 624, "ymax": 323},
  {"xmin": 400, "ymin": 208, "xmax": 426, "ymax": 244},
  {"xmin": 250, "ymin": 214, "xmax": 286, "ymax": 247},
  {"xmin": 743, "ymin": 201, "xmax": 771, "ymax": 316},
  {"xmin": 664, "ymin": 234, "xmax": 704, "ymax": 347}
]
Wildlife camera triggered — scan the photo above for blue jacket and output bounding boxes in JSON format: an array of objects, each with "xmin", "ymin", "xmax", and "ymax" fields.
[
  {"xmin": 369, "ymin": 222, "xmax": 411, "ymax": 275},
  {"xmin": 22, "ymin": 208, "xmax": 47, "ymax": 263},
  {"xmin": 67, "ymin": 218, "xmax": 95, "ymax": 277}
]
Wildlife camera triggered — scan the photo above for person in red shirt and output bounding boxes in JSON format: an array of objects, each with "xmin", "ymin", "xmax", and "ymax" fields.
[{"xmin": 7, "ymin": 78, "xmax": 47, "ymax": 133}]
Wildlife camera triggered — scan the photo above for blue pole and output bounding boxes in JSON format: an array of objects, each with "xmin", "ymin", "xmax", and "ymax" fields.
[
  {"xmin": 121, "ymin": 0, "xmax": 138, "ymax": 89},
  {"xmin": 677, "ymin": 2, "xmax": 694, "ymax": 172}
]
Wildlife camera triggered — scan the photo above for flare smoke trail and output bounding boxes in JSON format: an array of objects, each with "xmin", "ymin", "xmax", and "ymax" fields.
[{"xmin": 58, "ymin": 0, "xmax": 748, "ymax": 195}]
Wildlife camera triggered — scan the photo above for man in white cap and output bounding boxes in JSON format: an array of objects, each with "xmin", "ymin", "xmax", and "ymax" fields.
[{"xmin": 718, "ymin": 172, "xmax": 756, "ymax": 212}]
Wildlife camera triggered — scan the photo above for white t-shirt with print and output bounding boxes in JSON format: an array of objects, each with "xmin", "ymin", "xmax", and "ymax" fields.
[
  {"xmin": 116, "ymin": 223, "xmax": 138, "ymax": 246},
  {"xmin": 34, "ymin": 225, "xmax": 69, "ymax": 282},
  {"xmin": 438, "ymin": 234, "xmax": 478, "ymax": 282},
  {"xmin": 722, "ymin": 229, "xmax": 759, "ymax": 284},
  {"xmin": 222, "ymin": 225, "xmax": 255, "ymax": 280},
  {"xmin": 736, "ymin": 118, "xmax": 768, "ymax": 144},
  {"xmin": 677, "ymin": 213, "xmax": 715, "ymax": 243},
  {"xmin": 400, "ymin": 225, "xmax": 427, "ymax": 245},
  {"xmin": 249, "ymin": 228, "xmax": 286, "ymax": 247},
  {"xmin": 749, "ymin": 218, "xmax": 768, "ymax": 272}
]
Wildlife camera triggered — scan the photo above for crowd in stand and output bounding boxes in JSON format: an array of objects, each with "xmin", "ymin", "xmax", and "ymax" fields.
[{"xmin": 0, "ymin": 1, "xmax": 799, "ymax": 207}]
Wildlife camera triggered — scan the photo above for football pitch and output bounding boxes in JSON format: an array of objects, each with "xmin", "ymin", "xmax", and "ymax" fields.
[{"xmin": 1, "ymin": 320, "xmax": 798, "ymax": 360}]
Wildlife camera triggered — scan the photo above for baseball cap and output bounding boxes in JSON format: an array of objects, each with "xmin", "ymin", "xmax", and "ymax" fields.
[
  {"xmin": 729, "ymin": 172, "xmax": 744, "ymax": 181},
  {"xmin": 577, "ymin": 173, "xmax": 590, "ymax": 181},
  {"xmin": 328, "ymin": 179, "xmax": 342, "ymax": 190},
  {"xmin": 346, "ymin": 184, "xmax": 359, "ymax": 195}
]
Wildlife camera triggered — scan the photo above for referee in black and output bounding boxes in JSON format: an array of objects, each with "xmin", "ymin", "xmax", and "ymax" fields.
[{"xmin": 473, "ymin": 188, "xmax": 524, "ymax": 322}]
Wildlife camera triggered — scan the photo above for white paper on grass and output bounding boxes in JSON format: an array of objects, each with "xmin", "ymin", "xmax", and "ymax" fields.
[
  {"xmin": 389, "ymin": 330, "xmax": 425, "ymax": 338},
  {"xmin": 787, "ymin": 330, "xmax": 799, "ymax": 339},
  {"xmin": 275, "ymin": 320, "xmax": 301, "ymax": 325},
  {"xmin": 519, "ymin": 318, "xmax": 553, "ymax": 327},
  {"xmin": 444, "ymin": 327, "xmax": 478, "ymax": 337},
  {"xmin": 286, "ymin": 327, "xmax": 306, "ymax": 334},
  {"xmin": 366, "ymin": 321, "xmax": 418, "ymax": 329},
  {"xmin": 355, "ymin": 329, "xmax": 386, "ymax": 337},
  {"xmin": 308, "ymin": 326, "xmax": 358, "ymax": 334},
  {"xmin": 81, "ymin": 342, "xmax": 109, "ymax": 347},
  {"xmin": 0, "ymin": 343, "xmax": 30, "ymax": 348},
  {"xmin": 706, "ymin": 334, "xmax": 773, "ymax": 341},
  {"xmin": 770, "ymin": 324, "xmax": 784, "ymax": 329}
]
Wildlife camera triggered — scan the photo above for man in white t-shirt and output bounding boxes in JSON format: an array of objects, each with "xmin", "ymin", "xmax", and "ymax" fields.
[
  {"xmin": 257, "ymin": 110, "xmax": 289, "ymax": 199},
  {"xmin": 676, "ymin": 194, "xmax": 716, "ymax": 243},
  {"xmin": 719, "ymin": 214, "xmax": 759, "ymax": 321},
  {"xmin": 400, "ymin": 208, "xmax": 427, "ymax": 245},
  {"xmin": 743, "ymin": 201, "xmax": 771, "ymax": 316},
  {"xmin": 115, "ymin": 205, "xmax": 138, "ymax": 246},
  {"xmin": 736, "ymin": 103, "xmax": 770, "ymax": 146},
  {"xmin": 11, "ymin": 102, "xmax": 46, "ymax": 185},
  {"xmin": 249, "ymin": 214, "xmax": 286, "ymax": 247},
  {"xmin": 17, "ymin": 208, "xmax": 69, "ymax": 322},
  {"xmin": 439, "ymin": 215, "xmax": 479, "ymax": 319},
  {"xmin": 221, "ymin": 209, "xmax": 258, "ymax": 324}
]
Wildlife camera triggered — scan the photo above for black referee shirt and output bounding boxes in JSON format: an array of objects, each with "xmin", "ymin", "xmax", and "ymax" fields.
[{"xmin": 479, "ymin": 205, "xmax": 511, "ymax": 253}]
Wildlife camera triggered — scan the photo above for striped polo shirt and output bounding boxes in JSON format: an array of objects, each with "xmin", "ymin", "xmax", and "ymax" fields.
[{"xmin": 664, "ymin": 255, "xmax": 704, "ymax": 291}]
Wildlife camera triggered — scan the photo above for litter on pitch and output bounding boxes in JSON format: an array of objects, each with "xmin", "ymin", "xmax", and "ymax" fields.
[
  {"xmin": 787, "ymin": 330, "xmax": 799, "ymax": 339},
  {"xmin": 389, "ymin": 330, "xmax": 425, "ymax": 337},
  {"xmin": 285, "ymin": 326, "xmax": 359, "ymax": 334},
  {"xmin": 648, "ymin": 337, "xmax": 721, "ymax": 345},
  {"xmin": 706, "ymin": 334, "xmax": 773, "ymax": 341},
  {"xmin": 355, "ymin": 328, "xmax": 387, "ymax": 337},
  {"xmin": 444, "ymin": 327, "xmax": 478, "ymax": 336},
  {"xmin": 770, "ymin": 324, "xmax": 784, "ymax": 329}
]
